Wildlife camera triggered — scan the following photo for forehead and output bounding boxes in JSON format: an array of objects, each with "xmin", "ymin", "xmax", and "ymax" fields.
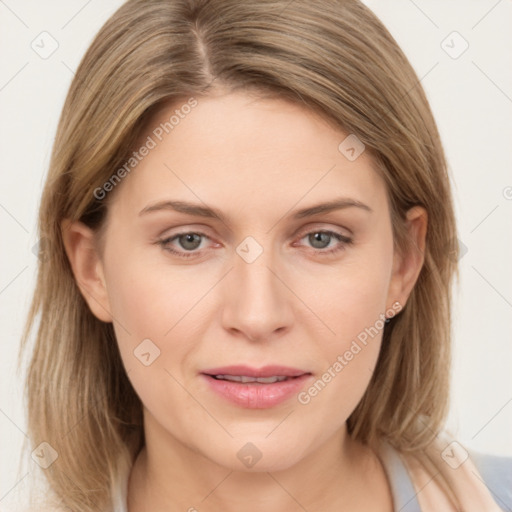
[{"xmin": 108, "ymin": 91, "xmax": 388, "ymax": 223}]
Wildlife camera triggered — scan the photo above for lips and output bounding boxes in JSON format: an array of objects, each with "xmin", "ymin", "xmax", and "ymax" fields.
[{"xmin": 200, "ymin": 365, "xmax": 312, "ymax": 408}]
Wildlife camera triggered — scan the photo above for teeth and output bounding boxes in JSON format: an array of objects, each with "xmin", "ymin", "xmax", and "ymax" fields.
[{"xmin": 214, "ymin": 375, "xmax": 289, "ymax": 383}]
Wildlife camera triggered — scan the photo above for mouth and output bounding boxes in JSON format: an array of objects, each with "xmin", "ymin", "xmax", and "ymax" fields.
[{"xmin": 200, "ymin": 365, "xmax": 312, "ymax": 408}]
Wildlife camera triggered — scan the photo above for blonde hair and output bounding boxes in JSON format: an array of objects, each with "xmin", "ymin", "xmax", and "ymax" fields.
[{"xmin": 19, "ymin": 0, "xmax": 461, "ymax": 509}]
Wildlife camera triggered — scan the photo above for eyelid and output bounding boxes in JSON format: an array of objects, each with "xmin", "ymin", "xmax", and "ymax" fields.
[
  {"xmin": 293, "ymin": 222, "xmax": 353, "ymax": 239},
  {"xmin": 156, "ymin": 223, "xmax": 216, "ymax": 238}
]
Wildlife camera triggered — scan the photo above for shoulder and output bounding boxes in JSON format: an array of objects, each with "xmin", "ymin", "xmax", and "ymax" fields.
[
  {"xmin": 469, "ymin": 449, "xmax": 512, "ymax": 510},
  {"xmin": 378, "ymin": 440, "xmax": 512, "ymax": 511}
]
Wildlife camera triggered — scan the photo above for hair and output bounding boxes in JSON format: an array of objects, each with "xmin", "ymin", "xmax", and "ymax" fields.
[{"xmin": 19, "ymin": 0, "xmax": 461, "ymax": 510}]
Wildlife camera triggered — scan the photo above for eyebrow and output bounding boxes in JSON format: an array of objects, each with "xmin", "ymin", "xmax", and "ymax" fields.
[{"xmin": 139, "ymin": 197, "xmax": 373, "ymax": 222}]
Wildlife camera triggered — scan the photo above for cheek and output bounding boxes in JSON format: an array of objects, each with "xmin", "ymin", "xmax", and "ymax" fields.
[
  {"xmin": 101, "ymin": 246, "xmax": 222, "ymax": 410},
  {"xmin": 299, "ymin": 243, "xmax": 393, "ymax": 411},
  {"xmin": 304, "ymin": 236, "xmax": 393, "ymax": 341},
  {"xmin": 298, "ymin": 281, "xmax": 388, "ymax": 420},
  {"xmin": 102, "ymin": 254, "xmax": 201, "ymax": 426},
  {"xmin": 103, "ymin": 243, "xmax": 214, "ymax": 337}
]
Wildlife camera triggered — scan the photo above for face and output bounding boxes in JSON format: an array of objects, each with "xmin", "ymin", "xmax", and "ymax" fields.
[{"xmin": 68, "ymin": 90, "xmax": 422, "ymax": 472}]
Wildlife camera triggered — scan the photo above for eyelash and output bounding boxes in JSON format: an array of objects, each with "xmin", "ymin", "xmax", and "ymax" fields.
[{"xmin": 156, "ymin": 229, "xmax": 353, "ymax": 259}]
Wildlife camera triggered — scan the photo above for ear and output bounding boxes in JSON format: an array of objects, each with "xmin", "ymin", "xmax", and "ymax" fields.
[
  {"xmin": 61, "ymin": 219, "xmax": 113, "ymax": 323},
  {"xmin": 386, "ymin": 206, "xmax": 428, "ymax": 311}
]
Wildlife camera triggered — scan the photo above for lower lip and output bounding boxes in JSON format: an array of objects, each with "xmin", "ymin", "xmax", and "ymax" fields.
[{"xmin": 201, "ymin": 374, "xmax": 312, "ymax": 409}]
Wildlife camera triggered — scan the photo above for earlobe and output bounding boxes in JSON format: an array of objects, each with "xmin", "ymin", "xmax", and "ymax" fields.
[
  {"xmin": 61, "ymin": 219, "xmax": 113, "ymax": 323},
  {"xmin": 386, "ymin": 206, "xmax": 428, "ymax": 311}
]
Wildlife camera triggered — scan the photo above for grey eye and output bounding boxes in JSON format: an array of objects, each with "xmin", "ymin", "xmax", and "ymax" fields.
[
  {"xmin": 177, "ymin": 233, "xmax": 202, "ymax": 250},
  {"xmin": 308, "ymin": 232, "xmax": 332, "ymax": 249}
]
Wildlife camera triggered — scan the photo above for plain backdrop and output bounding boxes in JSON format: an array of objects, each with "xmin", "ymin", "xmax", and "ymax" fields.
[{"xmin": 1, "ymin": 0, "xmax": 511, "ymax": 508}]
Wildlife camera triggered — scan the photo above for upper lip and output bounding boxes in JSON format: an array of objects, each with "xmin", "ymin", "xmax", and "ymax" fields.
[{"xmin": 201, "ymin": 365, "xmax": 310, "ymax": 378}]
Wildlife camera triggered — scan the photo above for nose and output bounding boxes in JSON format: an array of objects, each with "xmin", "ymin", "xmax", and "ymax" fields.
[{"xmin": 221, "ymin": 243, "xmax": 294, "ymax": 342}]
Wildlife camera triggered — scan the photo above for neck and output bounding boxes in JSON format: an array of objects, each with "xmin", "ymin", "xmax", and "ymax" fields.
[{"xmin": 127, "ymin": 410, "xmax": 392, "ymax": 512}]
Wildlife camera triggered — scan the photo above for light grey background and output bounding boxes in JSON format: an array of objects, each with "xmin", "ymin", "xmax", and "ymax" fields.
[{"xmin": 1, "ymin": 0, "xmax": 511, "ymax": 508}]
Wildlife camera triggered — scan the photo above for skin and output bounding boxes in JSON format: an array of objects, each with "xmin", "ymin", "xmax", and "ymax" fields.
[{"xmin": 62, "ymin": 89, "xmax": 427, "ymax": 511}]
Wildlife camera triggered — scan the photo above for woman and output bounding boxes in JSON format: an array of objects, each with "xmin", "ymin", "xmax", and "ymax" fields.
[{"xmin": 19, "ymin": 0, "xmax": 512, "ymax": 510}]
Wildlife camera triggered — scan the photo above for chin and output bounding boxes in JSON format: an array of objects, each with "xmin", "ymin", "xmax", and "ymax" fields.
[{"xmin": 201, "ymin": 433, "xmax": 307, "ymax": 473}]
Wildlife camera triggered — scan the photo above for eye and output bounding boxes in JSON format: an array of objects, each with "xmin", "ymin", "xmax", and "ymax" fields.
[
  {"xmin": 157, "ymin": 232, "xmax": 211, "ymax": 258},
  {"xmin": 297, "ymin": 230, "xmax": 353, "ymax": 255}
]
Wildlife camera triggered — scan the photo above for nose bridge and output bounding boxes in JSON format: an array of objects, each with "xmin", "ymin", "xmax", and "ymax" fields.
[{"xmin": 221, "ymin": 236, "xmax": 292, "ymax": 340}]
